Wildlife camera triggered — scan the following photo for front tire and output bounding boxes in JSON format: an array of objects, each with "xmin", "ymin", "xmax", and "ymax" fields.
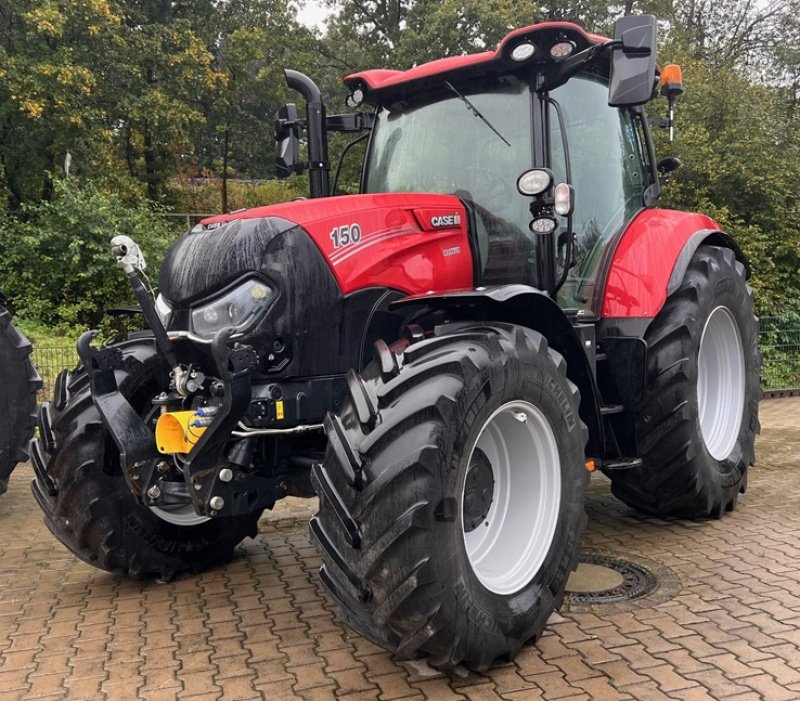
[
  {"xmin": 608, "ymin": 245, "xmax": 760, "ymax": 518},
  {"xmin": 30, "ymin": 338, "xmax": 260, "ymax": 579},
  {"xmin": 311, "ymin": 323, "xmax": 588, "ymax": 670}
]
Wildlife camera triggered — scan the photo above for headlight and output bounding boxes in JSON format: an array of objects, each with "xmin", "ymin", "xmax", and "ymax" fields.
[
  {"xmin": 517, "ymin": 168, "xmax": 554, "ymax": 196},
  {"xmin": 190, "ymin": 278, "xmax": 273, "ymax": 339},
  {"xmin": 155, "ymin": 293, "xmax": 172, "ymax": 328}
]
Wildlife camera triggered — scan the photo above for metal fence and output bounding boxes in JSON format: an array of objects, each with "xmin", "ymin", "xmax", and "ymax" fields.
[
  {"xmin": 29, "ymin": 315, "xmax": 800, "ymax": 401},
  {"xmin": 32, "ymin": 344, "xmax": 79, "ymax": 402},
  {"xmin": 759, "ymin": 315, "xmax": 800, "ymax": 394}
]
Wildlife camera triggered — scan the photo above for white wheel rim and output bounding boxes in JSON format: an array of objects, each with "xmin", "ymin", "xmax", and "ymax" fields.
[
  {"xmin": 461, "ymin": 400, "xmax": 561, "ymax": 595},
  {"xmin": 149, "ymin": 503, "xmax": 210, "ymax": 526},
  {"xmin": 697, "ymin": 306, "xmax": 745, "ymax": 460}
]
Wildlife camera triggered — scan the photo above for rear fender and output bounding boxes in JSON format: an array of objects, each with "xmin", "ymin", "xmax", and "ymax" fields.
[
  {"xmin": 392, "ymin": 286, "xmax": 604, "ymax": 457},
  {"xmin": 601, "ymin": 209, "xmax": 748, "ymax": 319}
]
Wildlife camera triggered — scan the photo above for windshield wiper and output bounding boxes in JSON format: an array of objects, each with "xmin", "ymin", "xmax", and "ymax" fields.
[{"xmin": 445, "ymin": 81, "xmax": 511, "ymax": 148}]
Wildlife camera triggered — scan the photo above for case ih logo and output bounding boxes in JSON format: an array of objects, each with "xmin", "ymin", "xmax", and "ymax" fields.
[{"xmin": 430, "ymin": 213, "xmax": 462, "ymax": 228}]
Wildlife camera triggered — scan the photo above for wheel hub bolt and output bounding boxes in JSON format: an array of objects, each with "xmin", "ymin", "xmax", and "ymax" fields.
[
  {"xmin": 147, "ymin": 485, "xmax": 161, "ymax": 499},
  {"xmin": 219, "ymin": 468, "xmax": 233, "ymax": 482},
  {"xmin": 209, "ymin": 496, "xmax": 225, "ymax": 510}
]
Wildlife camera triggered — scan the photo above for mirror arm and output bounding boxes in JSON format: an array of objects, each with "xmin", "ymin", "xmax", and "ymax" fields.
[
  {"xmin": 327, "ymin": 113, "xmax": 375, "ymax": 133},
  {"xmin": 538, "ymin": 41, "xmax": 613, "ymax": 93}
]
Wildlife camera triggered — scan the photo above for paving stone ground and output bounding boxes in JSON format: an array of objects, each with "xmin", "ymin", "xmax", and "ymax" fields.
[{"xmin": 1, "ymin": 398, "xmax": 799, "ymax": 700}]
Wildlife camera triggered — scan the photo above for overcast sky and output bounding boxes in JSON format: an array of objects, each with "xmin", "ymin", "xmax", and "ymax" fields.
[{"xmin": 296, "ymin": 1, "xmax": 332, "ymax": 31}]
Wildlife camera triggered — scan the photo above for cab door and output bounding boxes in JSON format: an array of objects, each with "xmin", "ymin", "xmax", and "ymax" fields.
[{"xmin": 548, "ymin": 73, "xmax": 649, "ymax": 315}]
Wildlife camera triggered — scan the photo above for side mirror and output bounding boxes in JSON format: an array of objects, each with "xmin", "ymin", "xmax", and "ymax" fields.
[
  {"xmin": 608, "ymin": 15, "xmax": 657, "ymax": 107},
  {"xmin": 275, "ymin": 103, "xmax": 303, "ymax": 177},
  {"xmin": 657, "ymin": 156, "xmax": 681, "ymax": 178}
]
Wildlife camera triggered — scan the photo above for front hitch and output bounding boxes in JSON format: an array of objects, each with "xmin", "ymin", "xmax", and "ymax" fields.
[
  {"xmin": 76, "ymin": 330, "xmax": 160, "ymax": 496},
  {"xmin": 78, "ymin": 236, "xmax": 278, "ymax": 518},
  {"xmin": 181, "ymin": 327, "xmax": 260, "ymax": 516},
  {"xmin": 78, "ymin": 326, "xmax": 276, "ymax": 517}
]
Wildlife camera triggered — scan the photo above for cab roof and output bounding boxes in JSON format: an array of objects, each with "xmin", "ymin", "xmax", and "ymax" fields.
[{"xmin": 344, "ymin": 22, "xmax": 609, "ymax": 102}]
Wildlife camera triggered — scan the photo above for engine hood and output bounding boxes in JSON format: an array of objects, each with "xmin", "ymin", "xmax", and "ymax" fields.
[
  {"xmin": 194, "ymin": 192, "xmax": 474, "ymax": 297},
  {"xmin": 158, "ymin": 215, "xmax": 298, "ymax": 304},
  {"xmin": 155, "ymin": 192, "xmax": 475, "ymax": 378},
  {"xmin": 198, "ymin": 192, "xmax": 465, "ymax": 231}
]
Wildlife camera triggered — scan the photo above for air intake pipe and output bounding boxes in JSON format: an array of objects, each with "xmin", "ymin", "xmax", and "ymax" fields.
[{"xmin": 285, "ymin": 69, "xmax": 330, "ymax": 198}]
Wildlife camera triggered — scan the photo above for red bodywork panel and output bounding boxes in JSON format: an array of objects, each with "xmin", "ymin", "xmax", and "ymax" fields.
[
  {"xmin": 202, "ymin": 200, "xmax": 722, "ymax": 320},
  {"xmin": 601, "ymin": 208, "xmax": 722, "ymax": 318},
  {"xmin": 201, "ymin": 193, "xmax": 473, "ymax": 296},
  {"xmin": 345, "ymin": 22, "xmax": 609, "ymax": 95}
]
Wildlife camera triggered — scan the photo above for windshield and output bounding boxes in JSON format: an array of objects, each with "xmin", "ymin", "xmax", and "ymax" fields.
[{"xmin": 364, "ymin": 78, "xmax": 535, "ymax": 284}]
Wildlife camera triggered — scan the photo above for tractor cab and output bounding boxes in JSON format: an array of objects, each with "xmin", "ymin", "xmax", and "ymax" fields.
[{"xmin": 277, "ymin": 16, "xmax": 661, "ymax": 314}]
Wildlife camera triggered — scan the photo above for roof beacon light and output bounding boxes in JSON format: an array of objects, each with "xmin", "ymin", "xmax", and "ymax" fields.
[
  {"xmin": 660, "ymin": 64, "xmax": 684, "ymax": 98},
  {"xmin": 511, "ymin": 41, "xmax": 536, "ymax": 62},
  {"xmin": 660, "ymin": 64, "xmax": 684, "ymax": 143},
  {"xmin": 517, "ymin": 168, "xmax": 553, "ymax": 196},
  {"xmin": 550, "ymin": 40, "xmax": 576, "ymax": 58},
  {"xmin": 554, "ymin": 183, "xmax": 574, "ymax": 217}
]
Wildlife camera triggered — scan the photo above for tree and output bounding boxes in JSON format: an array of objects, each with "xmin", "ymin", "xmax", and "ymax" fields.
[
  {"xmin": 0, "ymin": 0, "xmax": 121, "ymax": 207},
  {"xmin": 196, "ymin": 0, "xmax": 314, "ymax": 211},
  {"xmin": 109, "ymin": 0, "xmax": 227, "ymax": 201}
]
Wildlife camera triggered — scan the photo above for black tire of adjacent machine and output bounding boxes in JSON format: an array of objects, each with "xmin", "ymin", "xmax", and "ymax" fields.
[
  {"xmin": 608, "ymin": 245, "xmax": 760, "ymax": 518},
  {"xmin": 0, "ymin": 304, "xmax": 41, "ymax": 495},
  {"xmin": 311, "ymin": 322, "xmax": 589, "ymax": 670},
  {"xmin": 30, "ymin": 336, "xmax": 261, "ymax": 579}
]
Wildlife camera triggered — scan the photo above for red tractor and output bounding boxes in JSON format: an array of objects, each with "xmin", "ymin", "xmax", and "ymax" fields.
[{"xmin": 31, "ymin": 15, "xmax": 759, "ymax": 669}]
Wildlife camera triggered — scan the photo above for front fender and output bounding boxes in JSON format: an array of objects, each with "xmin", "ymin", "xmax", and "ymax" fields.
[{"xmin": 392, "ymin": 285, "xmax": 604, "ymax": 457}]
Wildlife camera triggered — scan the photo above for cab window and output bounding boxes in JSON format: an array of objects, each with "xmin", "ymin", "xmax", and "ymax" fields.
[{"xmin": 549, "ymin": 74, "xmax": 647, "ymax": 312}]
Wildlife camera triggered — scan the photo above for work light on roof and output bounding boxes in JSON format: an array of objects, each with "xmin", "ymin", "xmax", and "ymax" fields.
[
  {"xmin": 550, "ymin": 40, "xmax": 576, "ymax": 58},
  {"xmin": 346, "ymin": 88, "xmax": 365, "ymax": 108},
  {"xmin": 510, "ymin": 41, "xmax": 536, "ymax": 62}
]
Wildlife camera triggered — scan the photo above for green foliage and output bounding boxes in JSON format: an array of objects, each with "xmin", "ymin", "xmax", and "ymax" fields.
[
  {"xmin": 170, "ymin": 175, "xmax": 307, "ymax": 214},
  {"xmin": 0, "ymin": 0, "xmax": 122, "ymax": 206},
  {"xmin": 653, "ymin": 51, "xmax": 800, "ymax": 316},
  {"xmin": 0, "ymin": 179, "xmax": 175, "ymax": 328}
]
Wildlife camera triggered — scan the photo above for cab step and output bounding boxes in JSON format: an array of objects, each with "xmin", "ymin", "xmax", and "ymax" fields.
[{"xmin": 601, "ymin": 457, "xmax": 643, "ymax": 471}]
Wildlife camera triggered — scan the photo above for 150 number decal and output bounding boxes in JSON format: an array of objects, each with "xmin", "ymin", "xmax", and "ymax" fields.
[{"xmin": 330, "ymin": 223, "xmax": 362, "ymax": 249}]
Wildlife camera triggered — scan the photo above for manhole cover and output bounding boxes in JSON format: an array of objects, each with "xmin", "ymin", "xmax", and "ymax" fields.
[{"xmin": 566, "ymin": 552, "xmax": 659, "ymax": 604}]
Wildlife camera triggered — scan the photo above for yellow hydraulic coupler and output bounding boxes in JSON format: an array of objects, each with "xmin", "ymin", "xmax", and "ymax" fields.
[{"xmin": 155, "ymin": 411, "xmax": 208, "ymax": 454}]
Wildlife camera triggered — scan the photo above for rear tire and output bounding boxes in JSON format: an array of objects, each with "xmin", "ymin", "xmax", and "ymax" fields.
[
  {"xmin": 30, "ymin": 338, "xmax": 260, "ymax": 579},
  {"xmin": 0, "ymin": 305, "xmax": 40, "ymax": 495},
  {"xmin": 311, "ymin": 323, "xmax": 588, "ymax": 670},
  {"xmin": 608, "ymin": 245, "xmax": 760, "ymax": 518}
]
